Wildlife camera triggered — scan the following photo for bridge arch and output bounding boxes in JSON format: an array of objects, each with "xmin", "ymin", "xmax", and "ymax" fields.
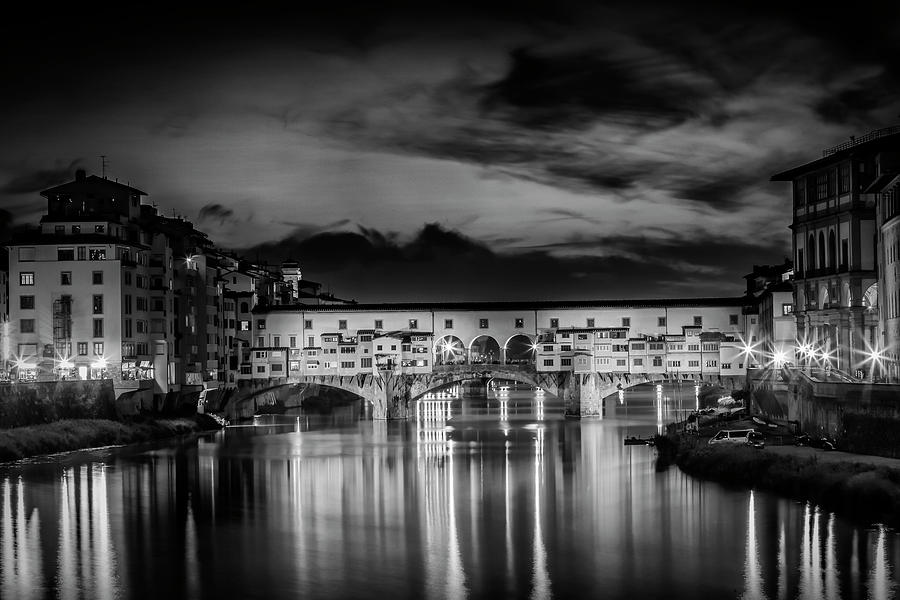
[
  {"xmin": 469, "ymin": 335, "xmax": 501, "ymax": 365},
  {"xmin": 434, "ymin": 335, "xmax": 467, "ymax": 366},
  {"xmin": 504, "ymin": 333, "xmax": 535, "ymax": 365}
]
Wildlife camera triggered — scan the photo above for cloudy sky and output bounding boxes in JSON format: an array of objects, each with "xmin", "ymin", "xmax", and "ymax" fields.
[{"xmin": 2, "ymin": 1, "xmax": 899, "ymax": 301}]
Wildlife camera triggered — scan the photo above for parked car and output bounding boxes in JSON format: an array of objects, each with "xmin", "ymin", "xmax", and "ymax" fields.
[
  {"xmin": 747, "ymin": 431, "xmax": 766, "ymax": 449},
  {"xmin": 794, "ymin": 434, "xmax": 837, "ymax": 451},
  {"xmin": 708, "ymin": 429, "xmax": 758, "ymax": 446}
]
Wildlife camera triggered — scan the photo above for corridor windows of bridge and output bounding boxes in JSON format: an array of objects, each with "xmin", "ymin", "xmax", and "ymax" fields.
[
  {"xmin": 617, "ymin": 359, "xmax": 626, "ymax": 366},
  {"xmin": 653, "ymin": 356, "xmax": 663, "ymax": 367},
  {"xmin": 543, "ymin": 345, "xmax": 553, "ymax": 351},
  {"xmin": 622, "ymin": 317, "xmax": 631, "ymax": 327},
  {"xmin": 561, "ymin": 358, "xmax": 572, "ymax": 366},
  {"xmin": 304, "ymin": 319, "xmax": 313, "ymax": 329},
  {"xmin": 338, "ymin": 320, "xmax": 347, "ymax": 330},
  {"xmin": 515, "ymin": 318, "xmax": 524, "ymax": 328},
  {"xmin": 668, "ymin": 360, "xmax": 681, "ymax": 368},
  {"xmin": 374, "ymin": 319, "xmax": 383, "ymax": 329},
  {"xmin": 409, "ymin": 319, "xmax": 418, "ymax": 329},
  {"xmin": 658, "ymin": 316, "xmax": 666, "ymax": 327},
  {"xmin": 687, "ymin": 344, "xmax": 699, "ymax": 352},
  {"xmin": 705, "ymin": 360, "xmax": 718, "ymax": 368},
  {"xmin": 693, "ymin": 316, "xmax": 703, "ymax": 326},
  {"xmin": 721, "ymin": 362, "xmax": 731, "ymax": 369},
  {"xmin": 479, "ymin": 318, "xmax": 489, "ymax": 328},
  {"xmin": 689, "ymin": 360, "xmax": 700, "ymax": 367},
  {"xmin": 633, "ymin": 358, "xmax": 643, "ymax": 366},
  {"xmin": 586, "ymin": 318, "xmax": 595, "ymax": 328},
  {"xmin": 444, "ymin": 319, "xmax": 453, "ymax": 329},
  {"xmin": 729, "ymin": 314, "xmax": 739, "ymax": 325},
  {"xmin": 542, "ymin": 359, "xmax": 554, "ymax": 367},
  {"xmin": 561, "ymin": 344, "xmax": 572, "ymax": 351},
  {"xmin": 550, "ymin": 318, "xmax": 559, "ymax": 329}
]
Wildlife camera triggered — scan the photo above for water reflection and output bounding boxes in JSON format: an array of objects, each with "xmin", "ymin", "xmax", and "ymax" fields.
[{"xmin": 0, "ymin": 384, "xmax": 897, "ymax": 599}]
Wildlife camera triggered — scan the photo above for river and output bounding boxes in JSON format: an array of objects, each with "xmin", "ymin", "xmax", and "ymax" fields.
[{"xmin": 0, "ymin": 383, "xmax": 897, "ymax": 599}]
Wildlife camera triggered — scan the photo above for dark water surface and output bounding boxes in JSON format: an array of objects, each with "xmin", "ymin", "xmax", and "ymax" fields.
[{"xmin": 1, "ymin": 383, "xmax": 898, "ymax": 599}]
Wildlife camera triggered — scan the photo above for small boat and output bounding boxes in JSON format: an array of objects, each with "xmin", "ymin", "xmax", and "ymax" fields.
[{"xmin": 624, "ymin": 436, "xmax": 655, "ymax": 446}]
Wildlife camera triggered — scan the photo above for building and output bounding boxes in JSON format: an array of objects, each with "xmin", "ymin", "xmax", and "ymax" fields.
[
  {"xmin": 743, "ymin": 261, "xmax": 796, "ymax": 368},
  {"xmin": 3, "ymin": 170, "xmax": 336, "ymax": 398},
  {"xmin": 771, "ymin": 126, "xmax": 900, "ymax": 377}
]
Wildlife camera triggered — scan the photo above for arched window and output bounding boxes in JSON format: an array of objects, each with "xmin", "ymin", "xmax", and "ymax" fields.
[
  {"xmin": 818, "ymin": 232, "xmax": 826, "ymax": 271},
  {"xmin": 807, "ymin": 234, "xmax": 816, "ymax": 270},
  {"xmin": 828, "ymin": 230, "xmax": 837, "ymax": 272}
]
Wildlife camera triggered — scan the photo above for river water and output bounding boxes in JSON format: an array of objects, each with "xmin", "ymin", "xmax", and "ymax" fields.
[{"xmin": 0, "ymin": 383, "xmax": 897, "ymax": 599}]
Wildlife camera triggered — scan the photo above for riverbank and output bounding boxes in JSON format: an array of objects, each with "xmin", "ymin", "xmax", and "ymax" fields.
[
  {"xmin": 0, "ymin": 415, "xmax": 224, "ymax": 463},
  {"xmin": 656, "ymin": 433, "xmax": 900, "ymax": 528}
]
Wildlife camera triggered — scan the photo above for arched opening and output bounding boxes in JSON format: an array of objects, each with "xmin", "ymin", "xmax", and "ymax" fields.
[
  {"xmin": 504, "ymin": 334, "xmax": 535, "ymax": 365},
  {"xmin": 818, "ymin": 232, "xmax": 826, "ymax": 272},
  {"xmin": 434, "ymin": 335, "xmax": 466, "ymax": 365},
  {"xmin": 842, "ymin": 282, "xmax": 852, "ymax": 307},
  {"xmin": 469, "ymin": 335, "xmax": 501, "ymax": 365},
  {"xmin": 863, "ymin": 283, "xmax": 878, "ymax": 308},
  {"xmin": 828, "ymin": 230, "xmax": 837, "ymax": 273},
  {"xmin": 807, "ymin": 234, "xmax": 816, "ymax": 270}
]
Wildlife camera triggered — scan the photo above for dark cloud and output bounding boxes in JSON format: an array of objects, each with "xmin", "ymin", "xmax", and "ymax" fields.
[
  {"xmin": 198, "ymin": 203, "xmax": 235, "ymax": 225},
  {"xmin": 814, "ymin": 71, "xmax": 900, "ymax": 125},
  {"xmin": 243, "ymin": 222, "xmax": 787, "ymax": 301},
  {"xmin": 0, "ymin": 160, "xmax": 82, "ymax": 195}
]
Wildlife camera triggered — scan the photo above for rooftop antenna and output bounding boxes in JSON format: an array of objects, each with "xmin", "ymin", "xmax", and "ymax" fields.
[{"xmin": 100, "ymin": 155, "xmax": 108, "ymax": 179}]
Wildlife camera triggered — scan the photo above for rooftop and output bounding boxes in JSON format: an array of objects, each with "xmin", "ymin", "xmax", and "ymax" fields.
[{"xmin": 771, "ymin": 127, "xmax": 900, "ymax": 181}]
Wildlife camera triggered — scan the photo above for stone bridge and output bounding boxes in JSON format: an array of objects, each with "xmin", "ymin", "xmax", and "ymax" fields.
[{"xmin": 227, "ymin": 366, "xmax": 745, "ymax": 420}]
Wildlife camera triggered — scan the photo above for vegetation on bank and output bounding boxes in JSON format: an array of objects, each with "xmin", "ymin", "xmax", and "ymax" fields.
[
  {"xmin": 0, "ymin": 416, "xmax": 222, "ymax": 462},
  {"xmin": 655, "ymin": 434, "xmax": 900, "ymax": 527}
]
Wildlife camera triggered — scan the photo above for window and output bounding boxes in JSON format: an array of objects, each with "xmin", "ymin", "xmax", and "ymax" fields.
[
  {"xmin": 374, "ymin": 319, "xmax": 383, "ymax": 329},
  {"xmin": 93, "ymin": 295, "xmax": 103, "ymax": 314},
  {"xmin": 338, "ymin": 319, "xmax": 347, "ymax": 330},
  {"xmin": 136, "ymin": 320, "xmax": 147, "ymax": 334},
  {"xmin": 479, "ymin": 319, "xmax": 488, "ymax": 329},
  {"xmin": 124, "ymin": 272, "xmax": 132, "ymax": 286},
  {"xmin": 631, "ymin": 343, "xmax": 645, "ymax": 350},
  {"xmin": 543, "ymin": 359, "xmax": 554, "ymax": 367},
  {"xmin": 273, "ymin": 336, "xmax": 281, "ymax": 347},
  {"xmin": 816, "ymin": 173, "xmax": 828, "ymax": 200},
  {"xmin": 782, "ymin": 304, "xmax": 793, "ymax": 316},
  {"xmin": 341, "ymin": 361, "xmax": 355, "ymax": 369},
  {"xmin": 78, "ymin": 342, "xmax": 88, "ymax": 356},
  {"xmin": 633, "ymin": 358, "xmax": 643, "ymax": 366},
  {"xmin": 585, "ymin": 318, "xmax": 595, "ymax": 328},
  {"xmin": 289, "ymin": 336, "xmax": 296, "ymax": 348},
  {"xmin": 60, "ymin": 272, "xmax": 72, "ymax": 285},
  {"xmin": 307, "ymin": 336, "xmax": 315, "ymax": 347},
  {"xmin": 409, "ymin": 319, "xmax": 418, "ymax": 329},
  {"xmin": 19, "ymin": 296, "xmax": 34, "ymax": 309},
  {"xmin": 839, "ymin": 163, "xmax": 851, "ymax": 194},
  {"xmin": 95, "ymin": 225, "xmax": 105, "ymax": 234},
  {"xmin": 89, "ymin": 248, "xmax": 106, "ymax": 260},
  {"xmin": 19, "ymin": 272, "xmax": 34, "ymax": 286},
  {"xmin": 124, "ymin": 295, "xmax": 132, "ymax": 315},
  {"xmin": 124, "ymin": 319, "xmax": 132, "ymax": 337},
  {"xmin": 560, "ymin": 344, "xmax": 572, "ymax": 352},
  {"xmin": 668, "ymin": 360, "xmax": 681, "ymax": 368},
  {"xmin": 561, "ymin": 358, "xmax": 572, "ymax": 366},
  {"xmin": 256, "ymin": 366, "xmax": 266, "ymax": 374},
  {"xmin": 257, "ymin": 336, "xmax": 265, "ymax": 346},
  {"xmin": 622, "ymin": 317, "xmax": 630, "ymax": 327},
  {"xmin": 658, "ymin": 317, "xmax": 666, "ymax": 327},
  {"xmin": 729, "ymin": 314, "xmax": 739, "ymax": 325},
  {"xmin": 550, "ymin": 318, "xmax": 559, "ymax": 329},
  {"xmin": 72, "ymin": 225, "xmax": 81, "ymax": 234},
  {"xmin": 688, "ymin": 360, "xmax": 700, "ymax": 367},
  {"xmin": 705, "ymin": 360, "xmax": 717, "ymax": 368},
  {"xmin": 444, "ymin": 319, "xmax": 454, "ymax": 329},
  {"xmin": 18, "ymin": 247, "xmax": 35, "ymax": 261},
  {"xmin": 77, "ymin": 247, "xmax": 86, "ymax": 260},
  {"xmin": 92, "ymin": 271, "xmax": 103, "ymax": 284},
  {"xmin": 721, "ymin": 363, "xmax": 731, "ymax": 369},
  {"xmin": 693, "ymin": 316, "xmax": 702, "ymax": 327},
  {"xmin": 687, "ymin": 344, "xmax": 699, "ymax": 352},
  {"xmin": 19, "ymin": 319, "xmax": 35, "ymax": 333},
  {"xmin": 652, "ymin": 356, "xmax": 663, "ymax": 367},
  {"xmin": 93, "ymin": 319, "xmax": 104, "ymax": 338},
  {"xmin": 515, "ymin": 318, "xmax": 524, "ymax": 328},
  {"xmin": 361, "ymin": 357, "xmax": 372, "ymax": 368},
  {"xmin": 57, "ymin": 247, "xmax": 74, "ymax": 261},
  {"xmin": 257, "ymin": 319, "xmax": 266, "ymax": 330},
  {"xmin": 136, "ymin": 297, "xmax": 147, "ymax": 311},
  {"xmin": 616, "ymin": 359, "xmax": 626, "ymax": 366},
  {"xmin": 93, "ymin": 342, "xmax": 104, "ymax": 355}
]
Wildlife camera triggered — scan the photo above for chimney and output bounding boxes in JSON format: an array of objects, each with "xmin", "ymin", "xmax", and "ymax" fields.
[{"xmin": 75, "ymin": 169, "xmax": 86, "ymax": 181}]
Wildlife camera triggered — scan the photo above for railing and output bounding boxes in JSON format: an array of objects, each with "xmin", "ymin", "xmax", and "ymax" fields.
[{"xmin": 823, "ymin": 126, "xmax": 900, "ymax": 156}]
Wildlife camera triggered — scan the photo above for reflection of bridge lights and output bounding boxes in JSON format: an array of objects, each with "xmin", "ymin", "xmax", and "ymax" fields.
[{"xmin": 617, "ymin": 389, "xmax": 624, "ymax": 405}]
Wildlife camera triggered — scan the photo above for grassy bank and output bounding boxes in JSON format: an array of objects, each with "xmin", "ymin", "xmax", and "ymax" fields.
[
  {"xmin": 0, "ymin": 416, "xmax": 221, "ymax": 462},
  {"xmin": 658, "ymin": 434, "xmax": 900, "ymax": 527}
]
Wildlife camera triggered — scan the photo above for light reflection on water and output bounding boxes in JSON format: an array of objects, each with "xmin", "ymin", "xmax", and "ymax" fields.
[{"xmin": 0, "ymin": 383, "xmax": 896, "ymax": 599}]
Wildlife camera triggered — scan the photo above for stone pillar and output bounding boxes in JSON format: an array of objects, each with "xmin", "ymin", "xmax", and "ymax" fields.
[
  {"xmin": 559, "ymin": 372, "xmax": 604, "ymax": 417},
  {"xmin": 367, "ymin": 374, "xmax": 411, "ymax": 420}
]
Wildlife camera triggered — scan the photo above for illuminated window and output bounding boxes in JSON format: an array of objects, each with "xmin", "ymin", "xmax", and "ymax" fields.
[
  {"xmin": 409, "ymin": 319, "xmax": 418, "ymax": 329},
  {"xmin": 93, "ymin": 342, "xmax": 104, "ymax": 355},
  {"xmin": 445, "ymin": 319, "xmax": 453, "ymax": 329},
  {"xmin": 479, "ymin": 319, "xmax": 489, "ymax": 328},
  {"xmin": 621, "ymin": 317, "xmax": 630, "ymax": 327},
  {"xmin": 19, "ymin": 272, "xmax": 34, "ymax": 286},
  {"xmin": 550, "ymin": 318, "xmax": 559, "ymax": 328}
]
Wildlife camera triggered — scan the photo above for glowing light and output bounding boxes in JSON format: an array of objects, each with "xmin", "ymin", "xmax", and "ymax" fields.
[
  {"xmin": 91, "ymin": 357, "xmax": 108, "ymax": 369},
  {"xmin": 772, "ymin": 350, "xmax": 787, "ymax": 368},
  {"xmin": 59, "ymin": 359, "xmax": 73, "ymax": 369}
]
